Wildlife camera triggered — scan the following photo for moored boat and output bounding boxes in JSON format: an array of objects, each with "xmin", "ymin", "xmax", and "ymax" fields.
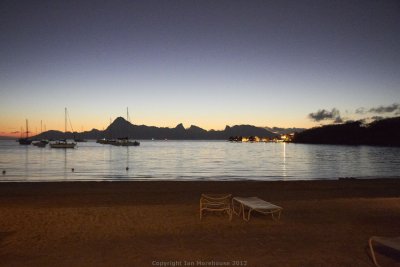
[
  {"xmin": 112, "ymin": 137, "xmax": 140, "ymax": 146},
  {"xmin": 96, "ymin": 138, "xmax": 117, "ymax": 145},
  {"xmin": 19, "ymin": 138, "xmax": 32, "ymax": 145},
  {"xmin": 50, "ymin": 140, "xmax": 76, "ymax": 148},
  {"xmin": 50, "ymin": 108, "xmax": 76, "ymax": 149},
  {"xmin": 19, "ymin": 119, "xmax": 32, "ymax": 145},
  {"xmin": 33, "ymin": 140, "xmax": 47, "ymax": 147}
]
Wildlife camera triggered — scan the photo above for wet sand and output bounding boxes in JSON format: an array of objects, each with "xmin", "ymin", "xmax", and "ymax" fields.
[{"xmin": 0, "ymin": 179, "xmax": 400, "ymax": 267}]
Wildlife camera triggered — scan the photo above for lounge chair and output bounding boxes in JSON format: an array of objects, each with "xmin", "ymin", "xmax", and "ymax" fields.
[
  {"xmin": 369, "ymin": 236, "xmax": 400, "ymax": 267},
  {"xmin": 199, "ymin": 194, "xmax": 232, "ymax": 220},
  {"xmin": 232, "ymin": 197, "xmax": 282, "ymax": 221}
]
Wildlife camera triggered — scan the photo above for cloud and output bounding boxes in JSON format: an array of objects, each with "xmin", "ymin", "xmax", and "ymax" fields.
[
  {"xmin": 308, "ymin": 104, "xmax": 400, "ymax": 125},
  {"xmin": 370, "ymin": 116, "xmax": 385, "ymax": 121},
  {"xmin": 369, "ymin": 103, "xmax": 399, "ymax": 114},
  {"xmin": 10, "ymin": 131, "xmax": 20, "ymax": 134},
  {"xmin": 308, "ymin": 108, "xmax": 342, "ymax": 123},
  {"xmin": 355, "ymin": 107, "xmax": 366, "ymax": 114}
]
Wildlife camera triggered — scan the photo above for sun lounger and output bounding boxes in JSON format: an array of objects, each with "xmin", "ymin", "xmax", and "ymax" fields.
[
  {"xmin": 199, "ymin": 194, "xmax": 232, "ymax": 220},
  {"xmin": 369, "ymin": 236, "xmax": 400, "ymax": 267},
  {"xmin": 232, "ymin": 197, "xmax": 282, "ymax": 221}
]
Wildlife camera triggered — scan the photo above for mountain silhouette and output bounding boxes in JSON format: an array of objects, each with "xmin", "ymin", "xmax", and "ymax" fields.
[
  {"xmin": 33, "ymin": 117, "xmax": 278, "ymax": 140},
  {"xmin": 106, "ymin": 117, "xmax": 134, "ymax": 138}
]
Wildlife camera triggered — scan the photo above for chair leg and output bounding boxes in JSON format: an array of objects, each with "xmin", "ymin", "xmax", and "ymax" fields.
[
  {"xmin": 243, "ymin": 208, "xmax": 252, "ymax": 221},
  {"xmin": 369, "ymin": 238, "xmax": 381, "ymax": 267},
  {"xmin": 271, "ymin": 210, "xmax": 281, "ymax": 221},
  {"xmin": 232, "ymin": 199, "xmax": 240, "ymax": 216},
  {"xmin": 228, "ymin": 209, "xmax": 232, "ymax": 221}
]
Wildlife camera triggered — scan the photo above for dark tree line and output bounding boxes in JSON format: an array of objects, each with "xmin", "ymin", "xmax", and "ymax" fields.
[{"xmin": 293, "ymin": 117, "xmax": 400, "ymax": 147}]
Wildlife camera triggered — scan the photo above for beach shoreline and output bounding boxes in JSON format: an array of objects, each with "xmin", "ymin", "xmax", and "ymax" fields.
[{"xmin": 1, "ymin": 179, "xmax": 400, "ymax": 266}]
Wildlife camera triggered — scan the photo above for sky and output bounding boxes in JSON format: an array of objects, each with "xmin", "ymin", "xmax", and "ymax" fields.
[{"xmin": 1, "ymin": 0, "xmax": 400, "ymax": 136}]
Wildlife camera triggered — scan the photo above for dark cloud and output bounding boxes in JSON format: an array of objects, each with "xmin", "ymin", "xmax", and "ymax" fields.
[
  {"xmin": 10, "ymin": 131, "xmax": 20, "ymax": 134},
  {"xmin": 355, "ymin": 107, "xmax": 366, "ymax": 114},
  {"xmin": 369, "ymin": 103, "xmax": 399, "ymax": 114},
  {"xmin": 370, "ymin": 116, "xmax": 385, "ymax": 121},
  {"xmin": 308, "ymin": 108, "xmax": 342, "ymax": 123}
]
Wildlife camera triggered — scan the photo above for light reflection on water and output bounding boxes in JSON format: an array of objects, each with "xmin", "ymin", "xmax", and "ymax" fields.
[{"xmin": 0, "ymin": 140, "xmax": 399, "ymax": 182}]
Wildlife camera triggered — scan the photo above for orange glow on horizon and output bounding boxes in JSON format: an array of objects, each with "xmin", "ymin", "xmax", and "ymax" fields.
[{"xmin": 0, "ymin": 121, "xmax": 314, "ymax": 138}]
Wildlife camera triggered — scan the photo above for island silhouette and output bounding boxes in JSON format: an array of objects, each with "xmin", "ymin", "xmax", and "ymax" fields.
[{"xmin": 33, "ymin": 117, "xmax": 279, "ymax": 140}]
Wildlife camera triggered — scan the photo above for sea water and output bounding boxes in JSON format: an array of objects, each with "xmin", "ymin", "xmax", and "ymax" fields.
[{"xmin": 0, "ymin": 140, "xmax": 399, "ymax": 182}]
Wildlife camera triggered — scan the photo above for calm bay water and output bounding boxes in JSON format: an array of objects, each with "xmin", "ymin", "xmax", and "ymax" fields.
[{"xmin": 0, "ymin": 140, "xmax": 399, "ymax": 182}]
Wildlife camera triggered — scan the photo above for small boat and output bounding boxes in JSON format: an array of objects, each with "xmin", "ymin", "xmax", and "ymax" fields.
[
  {"xmin": 50, "ymin": 139, "xmax": 76, "ymax": 148},
  {"xmin": 123, "ymin": 140, "xmax": 140, "ymax": 146},
  {"xmin": 33, "ymin": 140, "xmax": 47, "ymax": 147},
  {"xmin": 50, "ymin": 108, "xmax": 76, "ymax": 149},
  {"xmin": 19, "ymin": 119, "xmax": 32, "ymax": 145},
  {"xmin": 74, "ymin": 138, "xmax": 87, "ymax": 142},
  {"xmin": 96, "ymin": 138, "xmax": 117, "ymax": 145},
  {"xmin": 112, "ymin": 137, "xmax": 140, "ymax": 146},
  {"xmin": 19, "ymin": 138, "xmax": 32, "ymax": 145},
  {"xmin": 96, "ymin": 138, "xmax": 107, "ymax": 144},
  {"xmin": 96, "ymin": 117, "xmax": 116, "ymax": 145}
]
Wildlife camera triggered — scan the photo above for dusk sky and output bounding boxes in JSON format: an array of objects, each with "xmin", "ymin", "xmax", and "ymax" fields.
[{"xmin": 1, "ymin": 0, "xmax": 400, "ymax": 136}]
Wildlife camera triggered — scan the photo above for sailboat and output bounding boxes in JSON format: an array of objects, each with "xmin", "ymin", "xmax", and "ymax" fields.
[
  {"xmin": 33, "ymin": 120, "xmax": 48, "ymax": 147},
  {"xmin": 112, "ymin": 107, "xmax": 140, "ymax": 146},
  {"xmin": 112, "ymin": 137, "xmax": 140, "ymax": 146},
  {"xmin": 32, "ymin": 140, "xmax": 47, "ymax": 147},
  {"xmin": 18, "ymin": 119, "xmax": 32, "ymax": 145},
  {"xmin": 96, "ymin": 117, "xmax": 116, "ymax": 145},
  {"xmin": 50, "ymin": 108, "xmax": 76, "ymax": 149}
]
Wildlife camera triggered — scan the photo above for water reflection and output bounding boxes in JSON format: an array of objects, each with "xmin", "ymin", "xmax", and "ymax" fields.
[
  {"xmin": 24, "ymin": 145, "xmax": 29, "ymax": 181},
  {"xmin": 63, "ymin": 149, "xmax": 67, "ymax": 180},
  {"xmin": 126, "ymin": 146, "xmax": 130, "ymax": 174},
  {"xmin": 282, "ymin": 143, "xmax": 287, "ymax": 179},
  {"xmin": 1, "ymin": 140, "xmax": 400, "ymax": 181}
]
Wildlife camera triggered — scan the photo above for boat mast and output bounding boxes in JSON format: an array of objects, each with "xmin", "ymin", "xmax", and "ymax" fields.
[
  {"xmin": 109, "ymin": 117, "xmax": 112, "ymax": 139},
  {"xmin": 126, "ymin": 107, "xmax": 132, "ymax": 123},
  {"xmin": 25, "ymin": 119, "xmax": 29, "ymax": 138},
  {"xmin": 65, "ymin": 107, "xmax": 67, "ymax": 138}
]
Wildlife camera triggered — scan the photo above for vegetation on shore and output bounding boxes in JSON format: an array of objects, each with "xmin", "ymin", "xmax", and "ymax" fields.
[{"xmin": 293, "ymin": 117, "xmax": 400, "ymax": 146}]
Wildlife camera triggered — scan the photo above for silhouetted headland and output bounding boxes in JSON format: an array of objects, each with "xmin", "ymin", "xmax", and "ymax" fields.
[{"xmin": 293, "ymin": 117, "xmax": 400, "ymax": 146}]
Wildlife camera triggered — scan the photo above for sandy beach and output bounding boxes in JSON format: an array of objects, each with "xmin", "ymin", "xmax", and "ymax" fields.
[{"xmin": 0, "ymin": 179, "xmax": 400, "ymax": 267}]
